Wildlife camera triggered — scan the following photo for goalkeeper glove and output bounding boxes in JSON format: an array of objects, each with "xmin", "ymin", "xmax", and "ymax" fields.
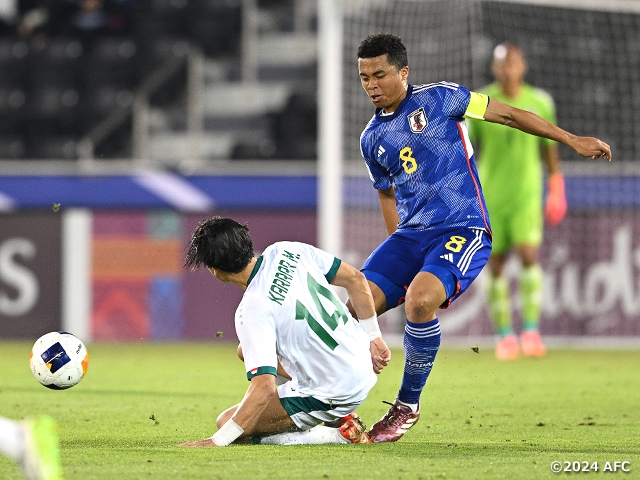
[{"xmin": 544, "ymin": 172, "xmax": 567, "ymax": 226}]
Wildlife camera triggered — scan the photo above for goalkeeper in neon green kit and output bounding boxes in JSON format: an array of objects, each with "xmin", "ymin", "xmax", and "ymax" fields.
[{"xmin": 469, "ymin": 43, "xmax": 566, "ymax": 360}]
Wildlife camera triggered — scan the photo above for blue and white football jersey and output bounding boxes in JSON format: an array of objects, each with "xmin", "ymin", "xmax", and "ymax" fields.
[{"xmin": 360, "ymin": 82, "xmax": 492, "ymax": 234}]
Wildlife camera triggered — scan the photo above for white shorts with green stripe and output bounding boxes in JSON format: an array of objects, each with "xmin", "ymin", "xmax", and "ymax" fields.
[{"xmin": 277, "ymin": 377, "xmax": 365, "ymax": 430}]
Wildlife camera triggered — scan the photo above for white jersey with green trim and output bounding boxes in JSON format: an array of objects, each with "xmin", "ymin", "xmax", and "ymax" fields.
[{"xmin": 236, "ymin": 241, "xmax": 376, "ymax": 405}]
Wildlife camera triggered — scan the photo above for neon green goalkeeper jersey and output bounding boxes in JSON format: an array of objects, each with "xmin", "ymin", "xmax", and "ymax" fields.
[{"xmin": 468, "ymin": 83, "xmax": 557, "ymax": 216}]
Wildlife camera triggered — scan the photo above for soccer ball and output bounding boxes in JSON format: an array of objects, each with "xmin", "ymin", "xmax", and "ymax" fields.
[{"xmin": 30, "ymin": 332, "xmax": 89, "ymax": 390}]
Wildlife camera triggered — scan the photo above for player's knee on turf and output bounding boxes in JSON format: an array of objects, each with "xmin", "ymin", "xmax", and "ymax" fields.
[
  {"xmin": 237, "ymin": 343, "xmax": 243, "ymax": 361},
  {"xmin": 216, "ymin": 406, "xmax": 237, "ymax": 429}
]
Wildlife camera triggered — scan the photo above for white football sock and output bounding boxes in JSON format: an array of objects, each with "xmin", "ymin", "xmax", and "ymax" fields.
[
  {"xmin": 258, "ymin": 426, "xmax": 348, "ymax": 445},
  {"xmin": 397, "ymin": 399, "xmax": 419, "ymax": 412},
  {"xmin": 0, "ymin": 416, "xmax": 25, "ymax": 460}
]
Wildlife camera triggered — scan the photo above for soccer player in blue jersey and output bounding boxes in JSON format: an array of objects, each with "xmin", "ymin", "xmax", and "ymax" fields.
[{"xmin": 355, "ymin": 33, "xmax": 611, "ymax": 443}]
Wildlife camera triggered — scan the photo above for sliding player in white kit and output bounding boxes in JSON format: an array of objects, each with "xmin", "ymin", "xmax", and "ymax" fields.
[{"xmin": 179, "ymin": 217, "xmax": 391, "ymax": 447}]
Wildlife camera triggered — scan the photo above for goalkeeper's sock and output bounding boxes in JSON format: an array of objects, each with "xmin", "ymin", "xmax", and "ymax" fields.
[
  {"xmin": 487, "ymin": 275, "xmax": 513, "ymax": 336},
  {"xmin": 257, "ymin": 426, "xmax": 347, "ymax": 445},
  {"xmin": 397, "ymin": 319, "xmax": 441, "ymax": 405},
  {"xmin": 0, "ymin": 416, "xmax": 24, "ymax": 460},
  {"xmin": 520, "ymin": 264, "xmax": 543, "ymax": 331}
]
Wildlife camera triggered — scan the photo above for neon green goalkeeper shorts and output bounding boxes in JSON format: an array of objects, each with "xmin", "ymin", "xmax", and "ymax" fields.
[{"xmin": 489, "ymin": 202, "xmax": 543, "ymax": 254}]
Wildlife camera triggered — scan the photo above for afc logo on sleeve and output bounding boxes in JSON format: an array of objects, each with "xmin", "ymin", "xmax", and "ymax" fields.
[{"xmin": 407, "ymin": 107, "xmax": 428, "ymax": 133}]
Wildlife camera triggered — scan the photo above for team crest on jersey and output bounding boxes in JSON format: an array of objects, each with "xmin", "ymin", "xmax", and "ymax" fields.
[{"xmin": 407, "ymin": 107, "xmax": 428, "ymax": 133}]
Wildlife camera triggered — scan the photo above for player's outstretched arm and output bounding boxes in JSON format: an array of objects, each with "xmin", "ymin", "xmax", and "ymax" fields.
[
  {"xmin": 331, "ymin": 262, "xmax": 376, "ymax": 320},
  {"xmin": 179, "ymin": 374, "xmax": 278, "ymax": 447},
  {"xmin": 483, "ymin": 98, "xmax": 612, "ymax": 161},
  {"xmin": 331, "ymin": 262, "xmax": 391, "ymax": 372},
  {"xmin": 369, "ymin": 337, "xmax": 391, "ymax": 374}
]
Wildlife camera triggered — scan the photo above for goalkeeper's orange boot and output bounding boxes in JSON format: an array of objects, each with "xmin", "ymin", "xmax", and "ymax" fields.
[
  {"xmin": 338, "ymin": 413, "xmax": 372, "ymax": 444},
  {"xmin": 520, "ymin": 330, "xmax": 547, "ymax": 357},
  {"xmin": 495, "ymin": 334, "xmax": 519, "ymax": 360}
]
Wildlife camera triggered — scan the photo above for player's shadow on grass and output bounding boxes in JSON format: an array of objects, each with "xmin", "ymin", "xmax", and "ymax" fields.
[
  {"xmin": 12, "ymin": 386, "xmax": 213, "ymax": 399},
  {"xmin": 367, "ymin": 441, "xmax": 640, "ymax": 457}
]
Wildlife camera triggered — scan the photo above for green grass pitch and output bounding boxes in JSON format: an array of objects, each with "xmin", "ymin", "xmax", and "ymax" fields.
[{"xmin": 1, "ymin": 341, "xmax": 639, "ymax": 479}]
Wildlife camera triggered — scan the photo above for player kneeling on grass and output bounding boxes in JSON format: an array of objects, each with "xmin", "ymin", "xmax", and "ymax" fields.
[{"xmin": 179, "ymin": 217, "xmax": 391, "ymax": 447}]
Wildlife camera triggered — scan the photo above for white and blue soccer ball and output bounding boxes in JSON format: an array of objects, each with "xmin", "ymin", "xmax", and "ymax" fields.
[{"xmin": 30, "ymin": 332, "xmax": 89, "ymax": 390}]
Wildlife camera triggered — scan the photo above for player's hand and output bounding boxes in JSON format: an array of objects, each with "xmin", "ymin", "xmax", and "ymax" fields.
[
  {"xmin": 570, "ymin": 136, "xmax": 612, "ymax": 161},
  {"xmin": 370, "ymin": 337, "xmax": 391, "ymax": 374},
  {"xmin": 178, "ymin": 438, "xmax": 218, "ymax": 447},
  {"xmin": 544, "ymin": 172, "xmax": 567, "ymax": 226}
]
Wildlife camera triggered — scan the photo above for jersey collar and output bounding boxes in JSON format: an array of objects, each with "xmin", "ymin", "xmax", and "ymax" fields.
[
  {"xmin": 247, "ymin": 256, "xmax": 263, "ymax": 287},
  {"xmin": 374, "ymin": 84, "xmax": 414, "ymax": 122}
]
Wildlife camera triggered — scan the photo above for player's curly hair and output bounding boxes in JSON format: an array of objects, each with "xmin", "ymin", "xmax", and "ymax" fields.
[
  {"xmin": 184, "ymin": 217, "xmax": 254, "ymax": 273},
  {"xmin": 357, "ymin": 32, "xmax": 408, "ymax": 70}
]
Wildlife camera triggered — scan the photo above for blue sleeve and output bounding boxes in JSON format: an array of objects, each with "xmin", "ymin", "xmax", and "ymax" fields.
[
  {"xmin": 360, "ymin": 129, "xmax": 392, "ymax": 191},
  {"xmin": 439, "ymin": 83, "xmax": 472, "ymax": 119}
]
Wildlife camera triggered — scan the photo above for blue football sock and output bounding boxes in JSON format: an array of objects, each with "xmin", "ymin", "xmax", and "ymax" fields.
[{"xmin": 397, "ymin": 318, "xmax": 441, "ymax": 405}]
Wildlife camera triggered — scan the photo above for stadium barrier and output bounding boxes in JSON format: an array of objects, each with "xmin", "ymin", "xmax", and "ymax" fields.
[{"xmin": 1, "ymin": 172, "xmax": 639, "ymax": 346}]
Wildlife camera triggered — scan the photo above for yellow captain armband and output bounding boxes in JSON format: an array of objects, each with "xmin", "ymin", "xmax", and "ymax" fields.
[{"xmin": 464, "ymin": 92, "xmax": 489, "ymax": 120}]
